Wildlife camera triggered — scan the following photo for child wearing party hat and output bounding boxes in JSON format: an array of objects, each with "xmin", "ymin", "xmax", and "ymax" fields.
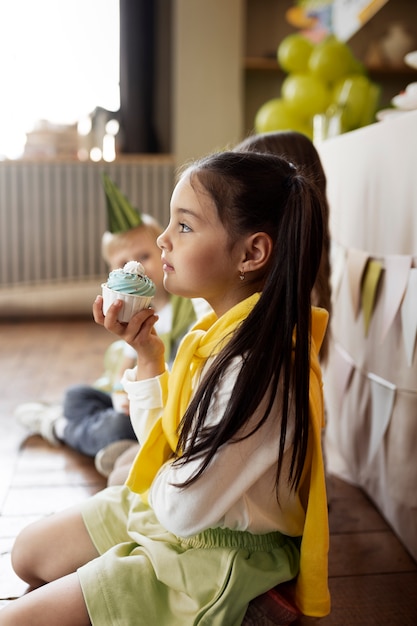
[{"xmin": 15, "ymin": 175, "xmax": 199, "ymax": 475}]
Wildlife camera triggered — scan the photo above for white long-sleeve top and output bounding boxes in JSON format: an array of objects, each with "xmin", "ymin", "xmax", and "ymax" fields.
[{"xmin": 122, "ymin": 358, "xmax": 305, "ymax": 539}]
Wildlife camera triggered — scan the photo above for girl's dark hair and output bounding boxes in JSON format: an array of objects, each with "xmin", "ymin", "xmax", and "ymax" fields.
[
  {"xmin": 236, "ymin": 131, "xmax": 332, "ymax": 363},
  {"xmin": 175, "ymin": 150, "xmax": 324, "ymax": 493}
]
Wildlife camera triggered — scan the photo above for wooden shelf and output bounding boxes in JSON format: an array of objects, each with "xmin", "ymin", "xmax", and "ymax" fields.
[
  {"xmin": 244, "ymin": 56, "xmax": 417, "ymax": 77},
  {"xmin": 245, "ymin": 57, "xmax": 280, "ymax": 71},
  {"xmin": 366, "ymin": 64, "xmax": 417, "ymax": 77}
]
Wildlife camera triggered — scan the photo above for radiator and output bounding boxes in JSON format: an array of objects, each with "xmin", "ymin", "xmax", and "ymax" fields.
[{"xmin": 0, "ymin": 157, "xmax": 175, "ymax": 289}]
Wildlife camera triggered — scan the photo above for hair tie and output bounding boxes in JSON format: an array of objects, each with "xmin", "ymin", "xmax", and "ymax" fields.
[{"xmin": 283, "ymin": 161, "xmax": 297, "ymax": 190}]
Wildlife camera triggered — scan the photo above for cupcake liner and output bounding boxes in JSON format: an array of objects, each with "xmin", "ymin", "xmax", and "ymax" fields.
[{"xmin": 102, "ymin": 284, "xmax": 153, "ymax": 322}]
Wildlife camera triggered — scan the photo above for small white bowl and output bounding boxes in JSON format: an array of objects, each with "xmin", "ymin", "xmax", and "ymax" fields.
[
  {"xmin": 376, "ymin": 108, "xmax": 407, "ymax": 122},
  {"xmin": 391, "ymin": 82, "xmax": 417, "ymax": 110}
]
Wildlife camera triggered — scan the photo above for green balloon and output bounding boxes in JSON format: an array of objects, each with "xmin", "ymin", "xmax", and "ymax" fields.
[
  {"xmin": 332, "ymin": 75, "xmax": 372, "ymax": 130},
  {"xmin": 282, "ymin": 74, "xmax": 331, "ymax": 117},
  {"xmin": 309, "ymin": 36, "xmax": 355, "ymax": 83},
  {"xmin": 350, "ymin": 58, "xmax": 367, "ymax": 75},
  {"xmin": 277, "ymin": 33, "xmax": 314, "ymax": 74},
  {"xmin": 255, "ymin": 98, "xmax": 309, "ymax": 134},
  {"xmin": 359, "ymin": 82, "xmax": 381, "ymax": 127}
]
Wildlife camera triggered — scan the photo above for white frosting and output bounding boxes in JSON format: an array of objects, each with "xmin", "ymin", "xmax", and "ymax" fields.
[{"xmin": 123, "ymin": 261, "xmax": 145, "ymax": 276}]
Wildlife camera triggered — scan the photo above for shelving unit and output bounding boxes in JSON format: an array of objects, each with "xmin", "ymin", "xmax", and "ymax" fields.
[
  {"xmin": 243, "ymin": 0, "xmax": 417, "ymax": 135},
  {"xmin": 243, "ymin": 0, "xmax": 293, "ymax": 134}
]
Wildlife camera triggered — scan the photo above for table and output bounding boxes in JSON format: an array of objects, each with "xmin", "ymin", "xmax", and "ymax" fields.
[{"xmin": 317, "ymin": 110, "xmax": 417, "ymax": 561}]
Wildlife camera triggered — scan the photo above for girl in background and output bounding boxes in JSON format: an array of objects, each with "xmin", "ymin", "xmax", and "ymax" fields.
[{"xmin": 235, "ymin": 130, "xmax": 332, "ymax": 363}]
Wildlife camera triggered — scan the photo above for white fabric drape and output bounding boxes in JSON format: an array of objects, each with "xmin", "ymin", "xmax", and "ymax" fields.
[{"xmin": 317, "ymin": 110, "xmax": 417, "ymax": 561}]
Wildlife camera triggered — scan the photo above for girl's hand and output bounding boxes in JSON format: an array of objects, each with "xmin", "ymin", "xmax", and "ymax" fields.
[{"xmin": 93, "ymin": 295, "xmax": 166, "ymax": 380}]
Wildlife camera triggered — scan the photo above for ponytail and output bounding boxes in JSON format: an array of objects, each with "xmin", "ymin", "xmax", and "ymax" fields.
[{"xmin": 175, "ymin": 151, "xmax": 324, "ymax": 492}]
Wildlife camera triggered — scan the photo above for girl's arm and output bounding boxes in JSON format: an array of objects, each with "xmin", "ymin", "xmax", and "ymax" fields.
[
  {"xmin": 94, "ymin": 295, "xmax": 169, "ymax": 443},
  {"xmin": 122, "ymin": 368, "xmax": 169, "ymax": 443},
  {"xmin": 93, "ymin": 295, "xmax": 166, "ymax": 381}
]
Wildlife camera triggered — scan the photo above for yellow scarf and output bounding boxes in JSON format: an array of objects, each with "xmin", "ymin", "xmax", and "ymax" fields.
[
  {"xmin": 294, "ymin": 306, "xmax": 331, "ymax": 617},
  {"xmin": 126, "ymin": 293, "xmax": 260, "ymax": 494},
  {"xmin": 126, "ymin": 295, "xmax": 330, "ymax": 618}
]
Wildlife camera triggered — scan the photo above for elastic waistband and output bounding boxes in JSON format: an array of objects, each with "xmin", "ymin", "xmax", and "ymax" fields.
[{"xmin": 178, "ymin": 527, "xmax": 287, "ymax": 551}]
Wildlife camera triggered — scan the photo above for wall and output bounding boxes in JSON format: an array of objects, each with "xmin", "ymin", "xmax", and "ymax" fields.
[{"xmin": 172, "ymin": 0, "xmax": 244, "ymax": 166}]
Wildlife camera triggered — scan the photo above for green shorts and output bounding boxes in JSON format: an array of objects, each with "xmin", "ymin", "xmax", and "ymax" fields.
[{"xmin": 78, "ymin": 485, "xmax": 299, "ymax": 626}]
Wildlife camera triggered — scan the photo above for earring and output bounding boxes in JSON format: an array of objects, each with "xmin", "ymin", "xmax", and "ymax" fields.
[{"xmin": 239, "ymin": 269, "xmax": 245, "ymax": 281}]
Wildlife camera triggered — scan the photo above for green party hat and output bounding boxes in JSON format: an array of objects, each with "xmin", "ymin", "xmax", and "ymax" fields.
[{"xmin": 101, "ymin": 172, "xmax": 143, "ymax": 233}]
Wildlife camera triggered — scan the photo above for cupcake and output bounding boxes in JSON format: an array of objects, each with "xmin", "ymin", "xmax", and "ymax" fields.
[{"xmin": 102, "ymin": 261, "xmax": 156, "ymax": 322}]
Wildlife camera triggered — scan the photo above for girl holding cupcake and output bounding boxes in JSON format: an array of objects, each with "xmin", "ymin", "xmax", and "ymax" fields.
[{"xmin": 4, "ymin": 151, "xmax": 330, "ymax": 625}]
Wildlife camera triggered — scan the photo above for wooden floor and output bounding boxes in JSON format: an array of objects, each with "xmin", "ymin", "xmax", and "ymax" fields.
[{"xmin": 1, "ymin": 317, "xmax": 416, "ymax": 624}]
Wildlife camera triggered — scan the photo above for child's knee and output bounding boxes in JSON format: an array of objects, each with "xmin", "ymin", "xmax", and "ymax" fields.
[{"xmin": 11, "ymin": 521, "xmax": 46, "ymax": 587}]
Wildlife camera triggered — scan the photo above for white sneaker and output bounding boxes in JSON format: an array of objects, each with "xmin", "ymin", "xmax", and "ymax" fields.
[
  {"xmin": 94, "ymin": 439, "xmax": 135, "ymax": 477},
  {"xmin": 14, "ymin": 402, "xmax": 63, "ymax": 446}
]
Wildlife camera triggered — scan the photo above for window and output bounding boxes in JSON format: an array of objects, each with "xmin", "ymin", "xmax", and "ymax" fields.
[{"xmin": 0, "ymin": 0, "xmax": 119, "ymax": 159}]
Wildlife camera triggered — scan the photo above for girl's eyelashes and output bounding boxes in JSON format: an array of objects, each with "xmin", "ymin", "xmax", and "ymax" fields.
[{"xmin": 179, "ymin": 222, "xmax": 192, "ymax": 233}]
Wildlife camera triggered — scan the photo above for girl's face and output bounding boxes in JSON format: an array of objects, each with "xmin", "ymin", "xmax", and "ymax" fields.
[
  {"xmin": 109, "ymin": 229, "xmax": 165, "ymax": 295},
  {"xmin": 157, "ymin": 173, "xmax": 246, "ymax": 316}
]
